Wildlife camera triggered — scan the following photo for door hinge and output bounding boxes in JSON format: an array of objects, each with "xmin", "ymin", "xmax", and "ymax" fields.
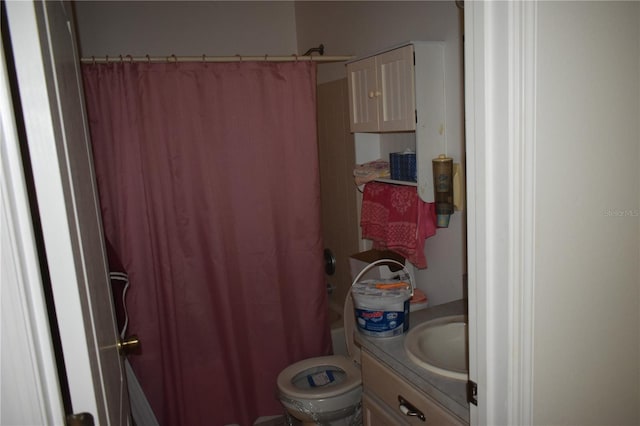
[
  {"xmin": 467, "ymin": 380, "xmax": 478, "ymax": 406},
  {"xmin": 415, "ymin": 110, "xmax": 418, "ymax": 124},
  {"xmin": 66, "ymin": 412, "xmax": 94, "ymax": 426}
]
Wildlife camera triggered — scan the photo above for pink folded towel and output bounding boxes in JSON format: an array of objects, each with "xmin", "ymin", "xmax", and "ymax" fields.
[{"xmin": 360, "ymin": 182, "xmax": 437, "ymax": 268}]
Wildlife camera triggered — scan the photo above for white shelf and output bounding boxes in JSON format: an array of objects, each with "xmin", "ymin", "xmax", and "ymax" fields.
[{"xmin": 374, "ymin": 178, "xmax": 418, "ymax": 187}]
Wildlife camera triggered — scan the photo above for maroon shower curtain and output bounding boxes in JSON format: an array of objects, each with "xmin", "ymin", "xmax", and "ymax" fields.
[{"xmin": 82, "ymin": 61, "xmax": 331, "ymax": 425}]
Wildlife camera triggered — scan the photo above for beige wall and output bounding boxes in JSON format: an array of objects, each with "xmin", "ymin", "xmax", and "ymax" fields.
[
  {"xmin": 294, "ymin": 1, "xmax": 462, "ymax": 85},
  {"xmin": 316, "ymin": 80, "xmax": 358, "ymax": 312},
  {"xmin": 74, "ymin": 1, "xmax": 298, "ymax": 57},
  {"xmin": 534, "ymin": 2, "xmax": 640, "ymax": 424}
]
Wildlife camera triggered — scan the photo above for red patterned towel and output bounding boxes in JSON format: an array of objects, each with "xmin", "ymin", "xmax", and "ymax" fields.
[{"xmin": 360, "ymin": 182, "xmax": 437, "ymax": 268}]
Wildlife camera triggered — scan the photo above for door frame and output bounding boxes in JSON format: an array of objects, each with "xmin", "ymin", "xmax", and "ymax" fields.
[
  {"xmin": 0, "ymin": 27, "xmax": 67, "ymax": 426},
  {"xmin": 465, "ymin": 1, "xmax": 537, "ymax": 425},
  {"xmin": 3, "ymin": 1, "xmax": 129, "ymax": 424}
]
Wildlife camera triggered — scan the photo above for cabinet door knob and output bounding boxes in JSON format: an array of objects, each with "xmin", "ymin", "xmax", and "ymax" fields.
[{"xmin": 368, "ymin": 90, "xmax": 375, "ymax": 99}]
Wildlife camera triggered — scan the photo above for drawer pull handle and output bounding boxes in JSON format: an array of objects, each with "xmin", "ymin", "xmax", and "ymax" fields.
[{"xmin": 398, "ymin": 395, "xmax": 426, "ymax": 422}]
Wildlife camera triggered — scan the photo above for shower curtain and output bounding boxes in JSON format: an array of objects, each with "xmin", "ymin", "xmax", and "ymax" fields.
[{"xmin": 82, "ymin": 61, "xmax": 331, "ymax": 426}]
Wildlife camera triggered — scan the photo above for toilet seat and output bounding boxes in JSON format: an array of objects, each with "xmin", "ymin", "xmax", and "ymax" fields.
[
  {"xmin": 277, "ymin": 355, "xmax": 361, "ymax": 400},
  {"xmin": 277, "ymin": 289, "xmax": 362, "ymax": 400},
  {"xmin": 276, "ymin": 290, "xmax": 363, "ymax": 424}
]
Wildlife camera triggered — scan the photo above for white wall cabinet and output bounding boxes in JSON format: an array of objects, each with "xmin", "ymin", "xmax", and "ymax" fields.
[
  {"xmin": 349, "ymin": 42, "xmax": 446, "ymax": 202},
  {"xmin": 347, "ymin": 44, "xmax": 416, "ymax": 133},
  {"xmin": 361, "ymin": 351, "xmax": 467, "ymax": 426}
]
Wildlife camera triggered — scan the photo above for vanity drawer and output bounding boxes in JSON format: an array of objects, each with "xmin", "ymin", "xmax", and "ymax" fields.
[
  {"xmin": 361, "ymin": 351, "xmax": 466, "ymax": 426},
  {"xmin": 363, "ymin": 392, "xmax": 408, "ymax": 426}
]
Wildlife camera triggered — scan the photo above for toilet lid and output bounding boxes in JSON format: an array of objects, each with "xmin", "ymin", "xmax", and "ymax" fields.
[{"xmin": 343, "ymin": 289, "xmax": 361, "ymax": 363}]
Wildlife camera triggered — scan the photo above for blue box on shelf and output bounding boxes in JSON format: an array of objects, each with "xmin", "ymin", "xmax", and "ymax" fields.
[{"xmin": 389, "ymin": 151, "xmax": 417, "ymax": 182}]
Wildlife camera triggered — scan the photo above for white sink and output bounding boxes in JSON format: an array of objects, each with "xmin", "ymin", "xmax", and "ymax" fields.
[{"xmin": 404, "ymin": 315, "xmax": 468, "ymax": 381}]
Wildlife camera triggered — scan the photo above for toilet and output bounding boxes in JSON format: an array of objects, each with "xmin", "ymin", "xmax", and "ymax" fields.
[{"xmin": 276, "ymin": 293, "xmax": 362, "ymax": 426}]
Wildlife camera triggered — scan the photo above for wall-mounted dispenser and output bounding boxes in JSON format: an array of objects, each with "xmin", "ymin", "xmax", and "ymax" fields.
[{"xmin": 432, "ymin": 155, "xmax": 454, "ymax": 227}]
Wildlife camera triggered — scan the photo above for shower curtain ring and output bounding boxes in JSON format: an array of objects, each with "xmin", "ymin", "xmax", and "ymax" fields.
[
  {"xmin": 202, "ymin": 54, "xmax": 206, "ymax": 63},
  {"xmin": 264, "ymin": 54, "xmax": 268, "ymax": 61},
  {"xmin": 235, "ymin": 54, "xmax": 242, "ymax": 62},
  {"xmin": 119, "ymin": 55, "xmax": 123, "ymax": 63},
  {"xmin": 126, "ymin": 55, "xmax": 133, "ymax": 63},
  {"xmin": 294, "ymin": 54, "xmax": 298, "ymax": 62},
  {"xmin": 146, "ymin": 54, "xmax": 151, "ymax": 63},
  {"xmin": 91, "ymin": 56, "xmax": 96, "ymax": 65},
  {"xmin": 169, "ymin": 54, "xmax": 177, "ymax": 63},
  {"xmin": 105, "ymin": 55, "xmax": 109, "ymax": 64}
]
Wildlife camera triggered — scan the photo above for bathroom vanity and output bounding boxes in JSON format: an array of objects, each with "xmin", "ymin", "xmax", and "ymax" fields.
[{"xmin": 355, "ymin": 300, "xmax": 469, "ymax": 425}]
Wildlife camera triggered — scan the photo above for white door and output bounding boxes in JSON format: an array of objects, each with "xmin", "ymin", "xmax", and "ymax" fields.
[{"xmin": 5, "ymin": 1, "xmax": 130, "ymax": 424}]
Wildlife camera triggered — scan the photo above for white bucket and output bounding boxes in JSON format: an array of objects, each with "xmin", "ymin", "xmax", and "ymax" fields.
[{"xmin": 350, "ymin": 259, "xmax": 413, "ymax": 338}]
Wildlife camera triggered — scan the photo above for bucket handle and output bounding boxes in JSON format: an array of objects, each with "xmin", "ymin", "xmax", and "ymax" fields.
[{"xmin": 350, "ymin": 258, "xmax": 415, "ymax": 297}]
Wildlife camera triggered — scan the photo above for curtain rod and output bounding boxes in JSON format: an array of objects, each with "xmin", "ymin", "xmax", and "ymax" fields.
[{"xmin": 80, "ymin": 54, "xmax": 354, "ymax": 64}]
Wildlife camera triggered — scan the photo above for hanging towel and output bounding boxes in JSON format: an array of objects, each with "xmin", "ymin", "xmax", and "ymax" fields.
[
  {"xmin": 104, "ymin": 238, "xmax": 130, "ymax": 337},
  {"xmin": 360, "ymin": 182, "xmax": 437, "ymax": 268}
]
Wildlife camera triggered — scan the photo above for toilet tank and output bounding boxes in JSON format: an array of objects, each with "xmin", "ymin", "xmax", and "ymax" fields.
[
  {"xmin": 329, "ymin": 305, "xmax": 348, "ymax": 356},
  {"xmin": 331, "ymin": 326, "xmax": 347, "ymax": 357}
]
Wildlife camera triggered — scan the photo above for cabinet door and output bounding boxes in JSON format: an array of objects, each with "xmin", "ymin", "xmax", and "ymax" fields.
[
  {"xmin": 377, "ymin": 45, "xmax": 416, "ymax": 132},
  {"xmin": 362, "ymin": 351, "xmax": 467, "ymax": 425},
  {"xmin": 347, "ymin": 56, "xmax": 380, "ymax": 132},
  {"xmin": 363, "ymin": 392, "xmax": 411, "ymax": 426}
]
